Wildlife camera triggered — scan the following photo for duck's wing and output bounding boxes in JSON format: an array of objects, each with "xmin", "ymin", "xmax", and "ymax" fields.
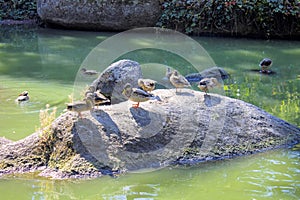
[
  {"xmin": 179, "ymin": 75, "xmax": 191, "ymax": 86},
  {"xmin": 185, "ymin": 73, "xmax": 203, "ymax": 83},
  {"xmin": 67, "ymin": 101, "xmax": 86, "ymax": 110},
  {"xmin": 132, "ymin": 88, "xmax": 154, "ymax": 98},
  {"xmin": 16, "ymin": 95, "xmax": 29, "ymax": 101}
]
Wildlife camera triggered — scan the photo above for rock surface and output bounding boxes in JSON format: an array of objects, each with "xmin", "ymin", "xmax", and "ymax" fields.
[
  {"xmin": 0, "ymin": 89, "xmax": 299, "ymax": 179},
  {"xmin": 37, "ymin": 0, "xmax": 161, "ymax": 31},
  {"xmin": 92, "ymin": 59, "xmax": 143, "ymax": 104}
]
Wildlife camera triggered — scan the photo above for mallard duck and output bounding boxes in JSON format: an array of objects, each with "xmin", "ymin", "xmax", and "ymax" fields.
[
  {"xmin": 94, "ymin": 90, "xmax": 110, "ymax": 105},
  {"xmin": 80, "ymin": 67, "xmax": 99, "ymax": 76},
  {"xmin": 122, "ymin": 83, "xmax": 161, "ymax": 108},
  {"xmin": 85, "ymin": 85, "xmax": 110, "ymax": 106},
  {"xmin": 198, "ymin": 77, "xmax": 221, "ymax": 95},
  {"xmin": 138, "ymin": 78, "xmax": 157, "ymax": 92},
  {"xmin": 169, "ymin": 70, "xmax": 191, "ymax": 92},
  {"xmin": 16, "ymin": 91, "xmax": 29, "ymax": 102},
  {"xmin": 259, "ymin": 58, "xmax": 272, "ymax": 73},
  {"xmin": 67, "ymin": 94, "xmax": 94, "ymax": 117}
]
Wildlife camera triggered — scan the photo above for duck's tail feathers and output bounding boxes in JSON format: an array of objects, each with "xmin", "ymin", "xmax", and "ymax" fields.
[{"xmin": 152, "ymin": 95, "xmax": 162, "ymax": 101}]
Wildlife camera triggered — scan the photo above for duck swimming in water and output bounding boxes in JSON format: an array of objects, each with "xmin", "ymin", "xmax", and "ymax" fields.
[
  {"xmin": 122, "ymin": 83, "xmax": 161, "ymax": 108},
  {"xmin": 16, "ymin": 91, "xmax": 29, "ymax": 102},
  {"xmin": 198, "ymin": 77, "xmax": 221, "ymax": 95},
  {"xmin": 138, "ymin": 78, "xmax": 157, "ymax": 92},
  {"xmin": 80, "ymin": 67, "xmax": 99, "ymax": 76},
  {"xmin": 259, "ymin": 58, "xmax": 272, "ymax": 73},
  {"xmin": 169, "ymin": 70, "xmax": 191, "ymax": 92}
]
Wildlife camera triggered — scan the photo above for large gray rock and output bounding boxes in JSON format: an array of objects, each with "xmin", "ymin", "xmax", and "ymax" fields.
[
  {"xmin": 0, "ymin": 89, "xmax": 299, "ymax": 179},
  {"xmin": 92, "ymin": 59, "xmax": 143, "ymax": 104},
  {"xmin": 37, "ymin": 0, "xmax": 162, "ymax": 30}
]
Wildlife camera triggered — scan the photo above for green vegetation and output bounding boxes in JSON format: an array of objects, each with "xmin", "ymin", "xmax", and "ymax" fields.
[
  {"xmin": 157, "ymin": 0, "xmax": 300, "ymax": 38},
  {"xmin": 1, "ymin": 0, "xmax": 299, "ymax": 38},
  {"xmin": 35, "ymin": 104, "xmax": 57, "ymax": 164},
  {"xmin": 0, "ymin": 0, "xmax": 37, "ymax": 20}
]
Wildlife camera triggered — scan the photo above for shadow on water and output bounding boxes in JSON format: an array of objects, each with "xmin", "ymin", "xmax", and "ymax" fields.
[
  {"xmin": 0, "ymin": 26, "xmax": 110, "ymax": 83},
  {"xmin": 248, "ymin": 69, "xmax": 276, "ymax": 75}
]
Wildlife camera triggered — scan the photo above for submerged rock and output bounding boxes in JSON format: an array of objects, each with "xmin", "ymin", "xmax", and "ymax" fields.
[
  {"xmin": 185, "ymin": 67, "xmax": 230, "ymax": 83},
  {"xmin": 0, "ymin": 89, "xmax": 299, "ymax": 179}
]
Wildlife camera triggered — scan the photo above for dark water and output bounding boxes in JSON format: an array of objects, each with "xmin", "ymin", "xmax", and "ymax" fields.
[{"xmin": 0, "ymin": 26, "xmax": 299, "ymax": 199}]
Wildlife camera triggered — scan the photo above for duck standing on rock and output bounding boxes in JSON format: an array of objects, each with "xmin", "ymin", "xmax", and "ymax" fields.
[
  {"xmin": 85, "ymin": 85, "xmax": 110, "ymax": 106},
  {"xmin": 259, "ymin": 58, "xmax": 272, "ymax": 73},
  {"xmin": 165, "ymin": 67, "xmax": 172, "ymax": 79},
  {"xmin": 122, "ymin": 83, "xmax": 161, "ymax": 108},
  {"xmin": 169, "ymin": 70, "xmax": 191, "ymax": 92},
  {"xmin": 67, "ymin": 93, "xmax": 95, "ymax": 118},
  {"xmin": 15, "ymin": 91, "xmax": 29, "ymax": 102},
  {"xmin": 198, "ymin": 77, "xmax": 221, "ymax": 95},
  {"xmin": 138, "ymin": 78, "xmax": 157, "ymax": 92}
]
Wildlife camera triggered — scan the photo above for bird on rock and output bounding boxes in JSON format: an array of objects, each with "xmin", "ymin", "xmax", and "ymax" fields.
[
  {"xmin": 198, "ymin": 77, "xmax": 221, "ymax": 95},
  {"xmin": 67, "ymin": 93, "xmax": 95, "ymax": 118},
  {"xmin": 169, "ymin": 70, "xmax": 191, "ymax": 92},
  {"xmin": 165, "ymin": 67, "xmax": 172, "ymax": 79},
  {"xmin": 85, "ymin": 85, "xmax": 110, "ymax": 106},
  {"xmin": 138, "ymin": 78, "xmax": 157, "ymax": 92},
  {"xmin": 259, "ymin": 58, "xmax": 272, "ymax": 73},
  {"xmin": 16, "ymin": 90, "xmax": 29, "ymax": 102},
  {"xmin": 122, "ymin": 83, "xmax": 161, "ymax": 108}
]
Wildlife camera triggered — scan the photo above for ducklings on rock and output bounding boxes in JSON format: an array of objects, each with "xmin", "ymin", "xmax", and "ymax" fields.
[
  {"xmin": 138, "ymin": 78, "xmax": 157, "ymax": 92},
  {"xmin": 198, "ymin": 77, "xmax": 221, "ymax": 95},
  {"xmin": 85, "ymin": 85, "xmax": 110, "ymax": 106},
  {"xmin": 67, "ymin": 93, "xmax": 95, "ymax": 118},
  {"xmin": 122, "ymin": 83, "xmax": 161, "ymax": 108},
  {"xmin": 169, "ymin": 70, "xmax": 191, "ymax": 92}
]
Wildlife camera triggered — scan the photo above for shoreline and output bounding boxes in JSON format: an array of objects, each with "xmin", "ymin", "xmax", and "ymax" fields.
[
  {"xmin": 1, "ymin": 19, "xmax": 299, "ymax": 41},
  {"xmin": 0, "ymin": 19, "xmax": 38, "ymax": 25}
]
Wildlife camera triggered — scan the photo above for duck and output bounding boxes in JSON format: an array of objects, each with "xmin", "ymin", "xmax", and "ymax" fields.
[
  {"xmin": 138, "ymin": 78, "xmax": 157, "ymax": 92},
  {"xmin": 85, "ymin": 85, "xmax": 110, "ymax": 106},
  {"xmin": 93, "ymin": 90, "xmax": 110, "ymax": 106},
  {"xmin": 67, "ymin": 93, "xmax": 95, "ymax": 117},
  {"xmin": 16, "ymin": 91, "xmax": 29, "ymax": 102},
  {"xmin": 169, "ymin": 70, "xmax": 191, "ymax": 92},
  {"xmin": 80, "ymin": 67, "xmax": 99, "ymax": 76},
  {"xmin": 259, "ymin": 58, "xmax": 272, "ymax": 73},
  {"xmin": 165, "ymin": 67, "xmax": 172, "ymax": 79},
  {"xmin": 122, "ymin": 83, "xmax": 161, "ymax": 108},
  {"xmin": 198, "ymin": 77, "xmax": 221, "ymax": 95}
]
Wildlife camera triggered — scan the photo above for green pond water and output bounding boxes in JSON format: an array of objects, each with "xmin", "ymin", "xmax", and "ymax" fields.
[{"xmin": 0, "ymin": 26, "xmax": 299, "ymax": 199}]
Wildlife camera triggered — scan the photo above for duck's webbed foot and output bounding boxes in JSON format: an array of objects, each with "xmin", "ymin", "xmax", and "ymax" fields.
[{"xmin": 132, "ymin": 102, "xmax": 140, "ymax": 108}]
